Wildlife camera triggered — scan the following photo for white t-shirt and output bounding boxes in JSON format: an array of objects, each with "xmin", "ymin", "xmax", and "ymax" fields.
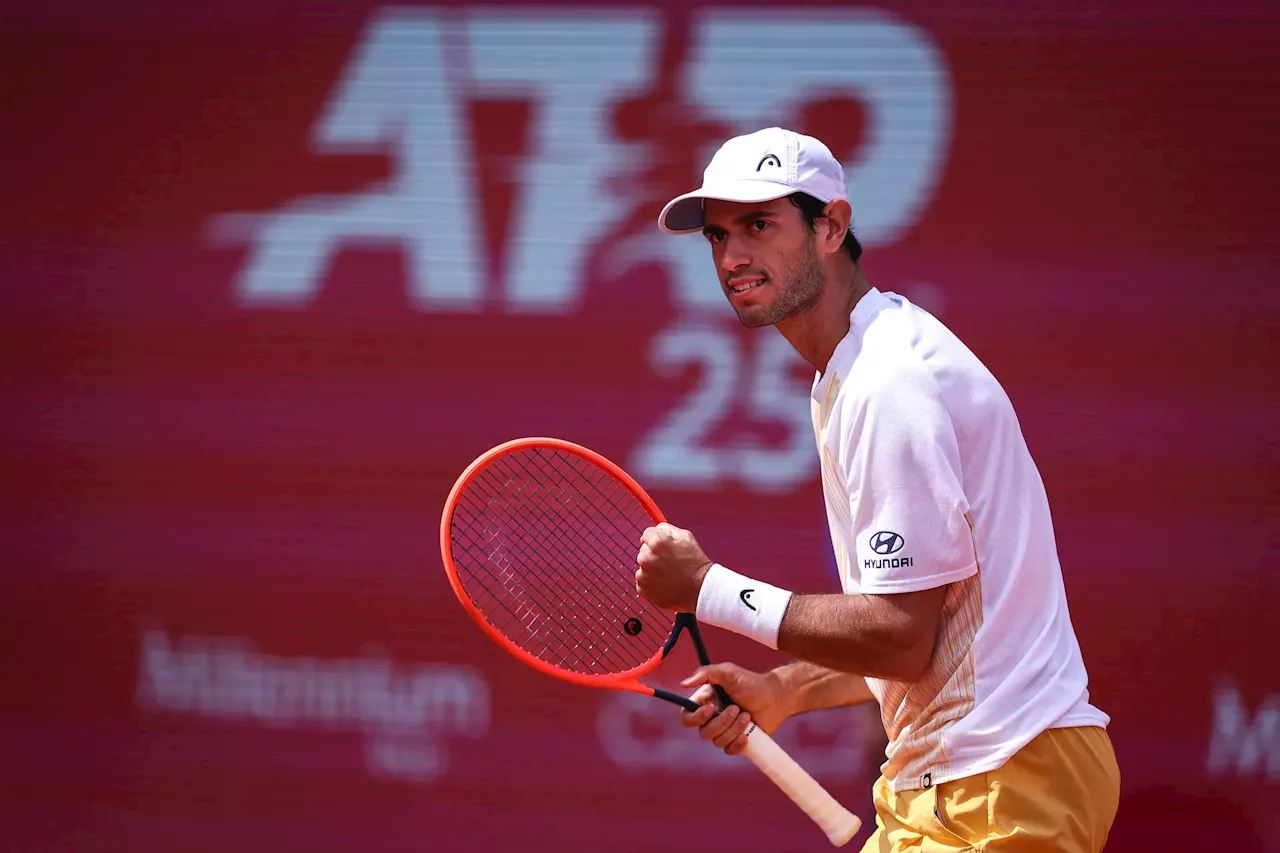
[{"xmin": 811, "ymin": 287, "xmax": 1109, "ymax": 792}]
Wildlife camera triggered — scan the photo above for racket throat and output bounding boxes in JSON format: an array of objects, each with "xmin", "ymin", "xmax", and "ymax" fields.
[
  {"xmin": 661, "ymin": 611, "xmax": 696, "ymax": 659},
  {"xmin": 659, "ymin": 612, "xmax": 735, "ymax": 713},
  {"xmin": 651, "ymin": 686, "xmax": 701, "ymax": 713}
]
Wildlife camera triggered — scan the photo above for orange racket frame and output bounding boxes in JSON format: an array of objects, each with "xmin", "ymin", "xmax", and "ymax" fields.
[{"xmin": 440, "ymin": 436, "xmax": 675, "ymax": 699}]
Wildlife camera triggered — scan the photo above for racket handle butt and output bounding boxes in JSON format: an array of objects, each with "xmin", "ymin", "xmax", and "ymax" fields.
[{"xmin": 742, "ymin": 726, "xmax": 863, "ymax": 847}]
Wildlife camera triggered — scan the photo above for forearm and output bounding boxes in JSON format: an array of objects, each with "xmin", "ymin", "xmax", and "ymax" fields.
[
  {"xmin": 769, "ymin": 659, "xmax": 875, "ymax": 720},
  {"xmin": 693, "ymin": 563, "xmax": 944, "ymax": 681},
  {"xmin": 777, "ymin": 592, "xmax": 937, "ymax": 681}
]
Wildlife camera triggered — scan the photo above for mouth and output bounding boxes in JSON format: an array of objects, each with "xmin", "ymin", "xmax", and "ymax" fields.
[{"xmin": 727, "ymin": 277, "xmax": 765, "ymax": 297}]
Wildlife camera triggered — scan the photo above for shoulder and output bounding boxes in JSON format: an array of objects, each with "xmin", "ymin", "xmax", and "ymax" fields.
[
  {"xmin": 847, "ymin": 293, "xmax": 1004, "ymax": 421},
  {"xmin": 844, "ymin": 335, "xmax": 946, "ymax": 414}
]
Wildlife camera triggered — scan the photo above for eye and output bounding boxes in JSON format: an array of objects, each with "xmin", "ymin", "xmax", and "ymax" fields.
[
  {"xmin": 703, "ymin": 230, "xmax": 725, "ymax": 245},
  {"xmin": 751, "ymin": 219, "xmax": 769, "ymax": 233}
]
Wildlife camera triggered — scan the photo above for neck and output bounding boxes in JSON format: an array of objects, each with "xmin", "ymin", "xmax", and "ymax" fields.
[{"xmin": 775, "ymin": 264, "xmax": 871, "ymax": 374}]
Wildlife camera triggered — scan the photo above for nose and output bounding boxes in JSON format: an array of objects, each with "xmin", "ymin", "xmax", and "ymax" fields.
[{"xmin": 718, "ymin": 233, "xmax": 750, "ymax": 274}]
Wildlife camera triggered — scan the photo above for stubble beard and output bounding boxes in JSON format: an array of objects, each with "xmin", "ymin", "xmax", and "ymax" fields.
[{"xmin": 731, "ymin": 236, "xmax": 826, "ymax": 329}]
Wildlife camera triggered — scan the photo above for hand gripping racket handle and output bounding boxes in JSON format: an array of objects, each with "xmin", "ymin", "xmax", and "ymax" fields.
[
  {"xmin": 741, "ymin": 725, "xmax": 863, "ymax": 846},
  {"xmin": 678, "ymin": 616, "xmax": 861, "ymax": 846}
]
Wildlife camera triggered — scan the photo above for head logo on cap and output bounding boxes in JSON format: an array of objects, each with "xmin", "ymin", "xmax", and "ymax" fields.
[{"xmin": 756, "ymin": 154, "xmax": 782, "ymax": 172}]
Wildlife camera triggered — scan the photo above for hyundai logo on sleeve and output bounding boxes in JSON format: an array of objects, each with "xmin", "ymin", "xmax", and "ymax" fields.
[
  {"xmin": 869, "ymin": 531, "xmax": 904, "ymax": 555},
  {"xmin": 865, "ymin": 531, "xmax": 912, "ymax": 570}
]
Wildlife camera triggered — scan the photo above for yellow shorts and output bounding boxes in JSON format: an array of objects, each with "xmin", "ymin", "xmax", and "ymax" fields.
[{"xmin": 860, "ymin": 726, "xmax": 1120, "ymax": 852}]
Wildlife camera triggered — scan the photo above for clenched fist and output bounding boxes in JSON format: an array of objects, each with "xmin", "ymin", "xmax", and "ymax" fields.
[{"xmin": 635, "ymin": 522, "xmax": 714, "ymax": 613}]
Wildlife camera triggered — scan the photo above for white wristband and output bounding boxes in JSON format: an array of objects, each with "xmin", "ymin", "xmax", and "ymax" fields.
[{"xmin": 695, "ymin": 563, "xmax": 793, "ymax": 650}]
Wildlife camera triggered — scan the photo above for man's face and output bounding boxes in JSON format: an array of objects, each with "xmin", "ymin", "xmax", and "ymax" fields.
[{"xmin": 702, "ymin": 196, "xmax": 825, "ymax": 328}]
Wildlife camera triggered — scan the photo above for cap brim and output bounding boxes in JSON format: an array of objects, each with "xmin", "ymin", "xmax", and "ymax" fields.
[{"xmin": 657, "ymin": 180, "xmax": 798, "ymax": 234}]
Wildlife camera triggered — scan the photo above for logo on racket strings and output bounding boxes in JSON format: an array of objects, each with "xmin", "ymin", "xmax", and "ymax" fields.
[
  {"xmin": 739, "ymin": 589, "xmax": 757, "ymax": 611},
  {"xmin": 623, "ymin": 617, "xmax": 643, "ymax": 636}
]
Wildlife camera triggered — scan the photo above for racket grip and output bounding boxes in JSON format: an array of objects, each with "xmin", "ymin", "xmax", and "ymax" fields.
[{"xmin": 742, "ymin": 726, "xmax": 862, "ymax": 847}]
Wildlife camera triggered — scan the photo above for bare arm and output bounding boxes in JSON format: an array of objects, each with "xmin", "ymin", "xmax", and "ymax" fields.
[
  {"xmin": 678, "ymin": 658, "xmax": 877, "ymax": 757},
  {"xmin": 770, "ymin": 659, "xmax": 876, "ymax": 718},
  {"xmin": 777, "ymin": 587, "xmax": 947, "ymax": 682}
]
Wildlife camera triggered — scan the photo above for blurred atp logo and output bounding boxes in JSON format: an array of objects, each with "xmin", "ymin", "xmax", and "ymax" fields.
[{"xmin": 208, "ymin": 6, "xmax": 952, "ymax": 317}]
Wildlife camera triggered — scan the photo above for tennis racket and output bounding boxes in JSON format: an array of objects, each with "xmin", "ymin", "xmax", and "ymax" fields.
[{"xmin": 439, "ymin": 437, "xmax": 862, "ymax": 847}]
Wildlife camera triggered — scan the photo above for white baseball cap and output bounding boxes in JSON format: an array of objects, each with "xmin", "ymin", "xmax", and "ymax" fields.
[{"xmin": 657, "ymin": 127, "xmax": 850, "ymax": 235}]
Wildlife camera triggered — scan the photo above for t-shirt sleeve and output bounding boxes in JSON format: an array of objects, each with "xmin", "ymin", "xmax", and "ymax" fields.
[{"xmin": 841, "ymin": 359, "xmax": 977, "ymax": 595}]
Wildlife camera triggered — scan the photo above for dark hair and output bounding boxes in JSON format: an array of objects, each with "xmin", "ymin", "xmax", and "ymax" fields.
[{"xmin": 788, "ymin": 192, "xmax": 863, "ymax": 262}]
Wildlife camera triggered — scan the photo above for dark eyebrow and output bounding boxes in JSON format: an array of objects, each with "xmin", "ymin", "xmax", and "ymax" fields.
[
  {"xmin": 704, "ymin": 211, "xmax": 779, "ymax": 235},
  {"xmin": 734, "ymin": 210, "xmax": 780, "ymax": 224}
]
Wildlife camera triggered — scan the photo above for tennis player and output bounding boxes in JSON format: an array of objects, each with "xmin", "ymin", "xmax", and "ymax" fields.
[{"xmin": 634, "ymin": 128, "xmax": 1120, "ymax": 851}]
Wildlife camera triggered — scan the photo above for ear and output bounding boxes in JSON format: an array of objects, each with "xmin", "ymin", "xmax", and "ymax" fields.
[{"xmin": 820, "ymin": 199, "xmax": 853, "ymax": 255}]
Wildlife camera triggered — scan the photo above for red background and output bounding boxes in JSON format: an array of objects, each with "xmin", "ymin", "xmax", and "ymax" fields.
[{"xmin": 2, "ymin": 1, "xmax": 1278, "ymax": 850}]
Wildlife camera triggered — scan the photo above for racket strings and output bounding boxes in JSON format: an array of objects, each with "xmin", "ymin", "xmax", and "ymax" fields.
[
  {"xmin": 450, "ymin": 489, "xmax": 619, "ymax": 676},
  {"xmin": 485, "ymin": 455, "xmax": 642, "ymax": 665},
  {"xmin": 566, "ymin": 459, "xmax": 649, "ymax": 543},
  {"xmin": 453, "ymin": 492, "xmax": 629, "ymax": 676},
  {"xmin": 449, "ymin": 447, "xmax": 674, "ymax": 676},
  {"xmin": 454, "ymin": 465, "xmax": 648, "ymax": 675},
  {"xmin": 450, "ymin": 514, "xmax": 604, "ymax": 674},
  {"xmin": 480, "ymin": 452, "xmax": 663, "ymax": 673}
]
